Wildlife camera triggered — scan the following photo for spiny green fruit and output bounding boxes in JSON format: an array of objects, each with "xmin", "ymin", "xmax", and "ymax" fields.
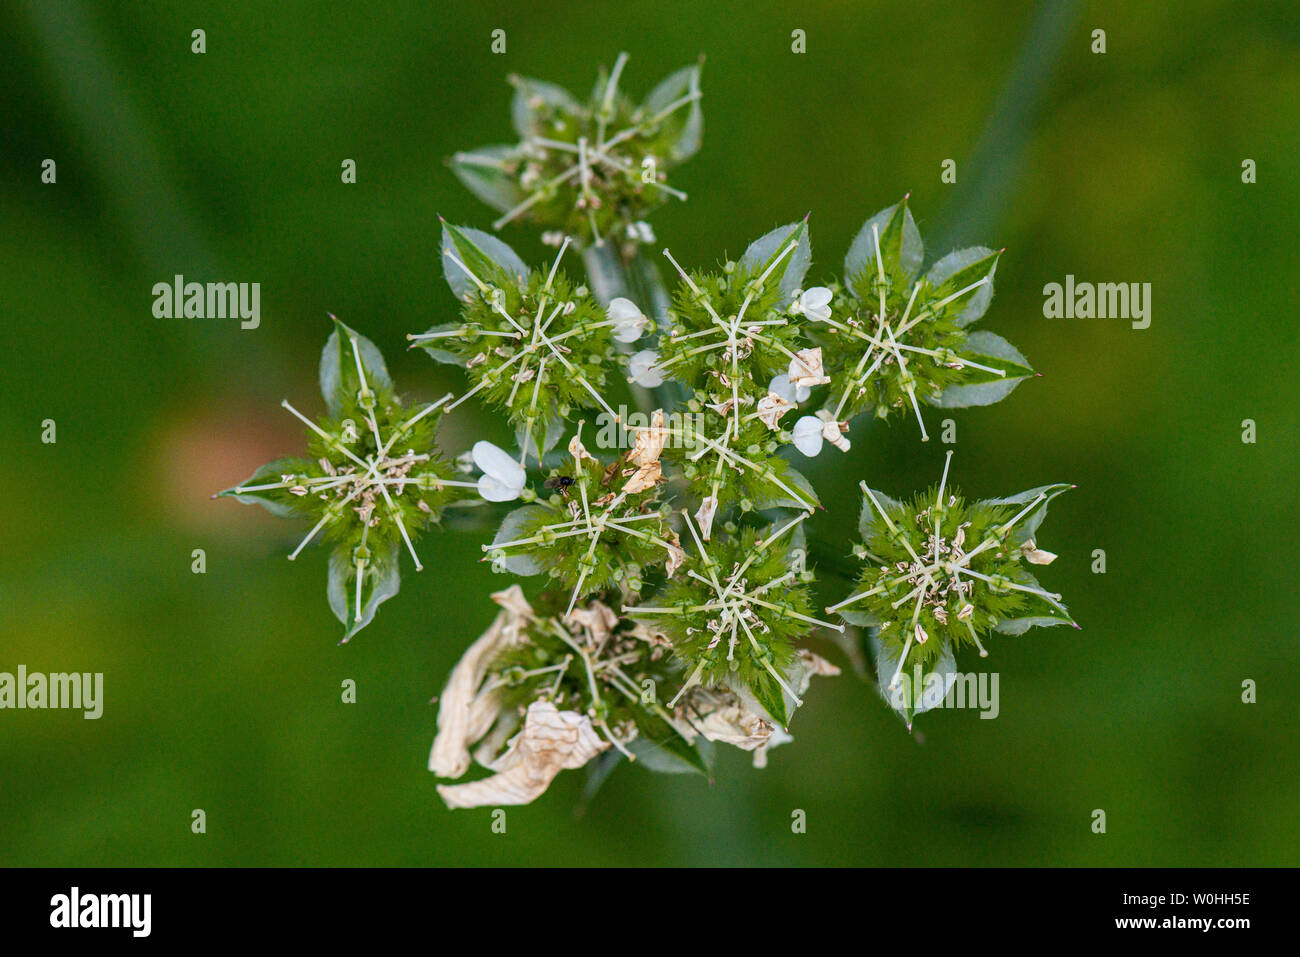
[
  {"xmin": 417, "ymin": 223, "xmax": 628, "ymax": 457},
  {"xmin": 448, "ymin": 53, "xmax": 702, "ymax": 246},
  {"xmin": 810, "ymin": 197, "xmax": 1036, "ymax": 442},
  {"xmin": 831, "ymin": 452, "xmax": 1076, "ymax": 698},
  {"xmin": 219, "ymin": 318, "xmax": 464, "ymax": 641}
]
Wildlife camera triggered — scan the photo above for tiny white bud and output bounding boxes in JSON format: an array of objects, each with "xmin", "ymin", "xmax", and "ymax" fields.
[{"xmin": 796, "ymin": 286, "xmax": 834, "ymax": 322}]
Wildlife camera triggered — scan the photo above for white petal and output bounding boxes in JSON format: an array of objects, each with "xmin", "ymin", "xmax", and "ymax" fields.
[
  {"xmin": 768, "ymin": 374, "xmax": 796, "ymax": 404},
  {"xmin": 608, "ymin": 297, "xmax": 647, "ymax": 343},
  {"xmin": 802, "ymin": 286, "xmax": 833, "ymax": 309},
  {"xmin": 799, "ymin": 286, "xmax": 833, "ymax": 322},
  {"xmin": 608, "ymin": 297, "xmax": 641, "ymax": 321},
  {"xmin": 628, "ymin": 349, "xmax": 664, "ymax": 388},
  {"xmin": 767, "ymin": 374, "xmax": 811, "ymax": 405},
  {"xmin": 792, "ymin": 415, "xmax": 824, "ymax": 456},
  {"xmin": 472, "ymin": 440, "xmax": 525, "ymax": 489},
  {"xmin": 477, "ymin": 473, "xmax": 522, "ymax": 502}
]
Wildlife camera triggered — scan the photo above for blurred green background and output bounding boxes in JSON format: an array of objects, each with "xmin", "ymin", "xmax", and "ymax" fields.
[{"xmin": 2, "ymin": 0, "xmax": 1297, "ymax": 866}]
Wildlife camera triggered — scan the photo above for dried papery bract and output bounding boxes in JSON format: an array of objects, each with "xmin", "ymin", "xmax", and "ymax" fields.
[
  {"xmin": 437, "ymin": 700, "xmax": 610, "ymax": 809},
  {"xmin": 429, "ymin": 586, "xmax": 534, "ymax": 778}
]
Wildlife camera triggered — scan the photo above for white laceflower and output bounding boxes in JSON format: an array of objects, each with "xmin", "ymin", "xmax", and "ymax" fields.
[
  {"xmin": 793, "ymin": 286, "xmax": 833, "ymax": 322},
  {"xmin": 472, "ymin": 440, "xmax": 527, "ymax": 501},
  {"xmin": 628, "ymin": 349, "xmax": 665, "ymax": 387},
  {"xmin": 791, "ymin": 415, "xmax": 825, "ymax": 456},
  {"xmin": 768, "ymin": 373, "xmax": 810, "ymax": 404},
  {"xmin": 608, "ymin": 297, "xmax": 649, "ymax": 343}
]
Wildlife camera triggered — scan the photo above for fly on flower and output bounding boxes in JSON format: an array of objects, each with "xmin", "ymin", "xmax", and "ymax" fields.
[{"xmin": 484, "ymin": 424, "xmax": 675, "ymax": 614}]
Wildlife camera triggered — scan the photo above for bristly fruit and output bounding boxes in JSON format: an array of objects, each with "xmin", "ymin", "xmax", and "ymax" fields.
[
  {"xmin": 829, "ymin": 451, "xmax": 1076, "ymax": 724},
  {"xmin": 810, "ymin": 197, "xmax": 1035, "ymax": 443},
  {"xmin": 219, "ymin": 317, "xmax": 466, "ymax": 641},
  {"xmin": 448, "ymin": 52, "xmax": 703, "ymax": 247}
]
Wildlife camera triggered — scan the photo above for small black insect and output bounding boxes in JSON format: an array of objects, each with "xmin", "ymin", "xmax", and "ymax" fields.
[{"xmin": 543, "ymin": 475, "xmax": 576, "ymax": 498}]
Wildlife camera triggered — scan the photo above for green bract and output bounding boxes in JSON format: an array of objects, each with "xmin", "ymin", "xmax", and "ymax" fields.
[
  {"xmin": 449, "ymin": 53, "xmax": 703, "ymax": 246},
  {"xmin": 219, "ymin": 318, "xmax": 463, "ymax": 641}
]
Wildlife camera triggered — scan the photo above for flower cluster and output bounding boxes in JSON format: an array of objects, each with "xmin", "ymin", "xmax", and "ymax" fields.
[
  {"xmin": 219, "ymin": 55, "xmax": 1079, "ymax": 811},
  {"xmin": 828, "ymin": 451, "xmax": 1076, "ymax": 725},
  {"xmin": 449, "ymin": 53, "xmax": 702, "ymax": 247},
  {"xmin": 219, "ymin": 318, "xmax": 471, "ymax": 641},
  {"xmin": 808, "ymin": 197, "xmax": 1035, "ymax": 442}
]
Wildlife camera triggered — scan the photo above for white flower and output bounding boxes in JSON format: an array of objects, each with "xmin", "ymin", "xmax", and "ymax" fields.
[
  {"xmin": 628, "ymin": 349, "xmax": 665, "ymax": 388},
  {"xmin": 793, "ymin": 409, "xmax": 849, "ymax": 456},
  {"xmin": 608, "ymin": 297, "xmax": 649, "ymax": 343},
  {"xmin": 768, "ymin": 373, "xmax": 810, "ymax": 404},
  {"xmin": 793, "ymin": 286, "xmax": 833, "ymax": 322},
  {"xmin": 791, "ymin": 415, "xmax": 825, "ymax": 457},
  {"xmin": 472, "ymin": 440, "xmax": 526, "ymax": 502}
]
